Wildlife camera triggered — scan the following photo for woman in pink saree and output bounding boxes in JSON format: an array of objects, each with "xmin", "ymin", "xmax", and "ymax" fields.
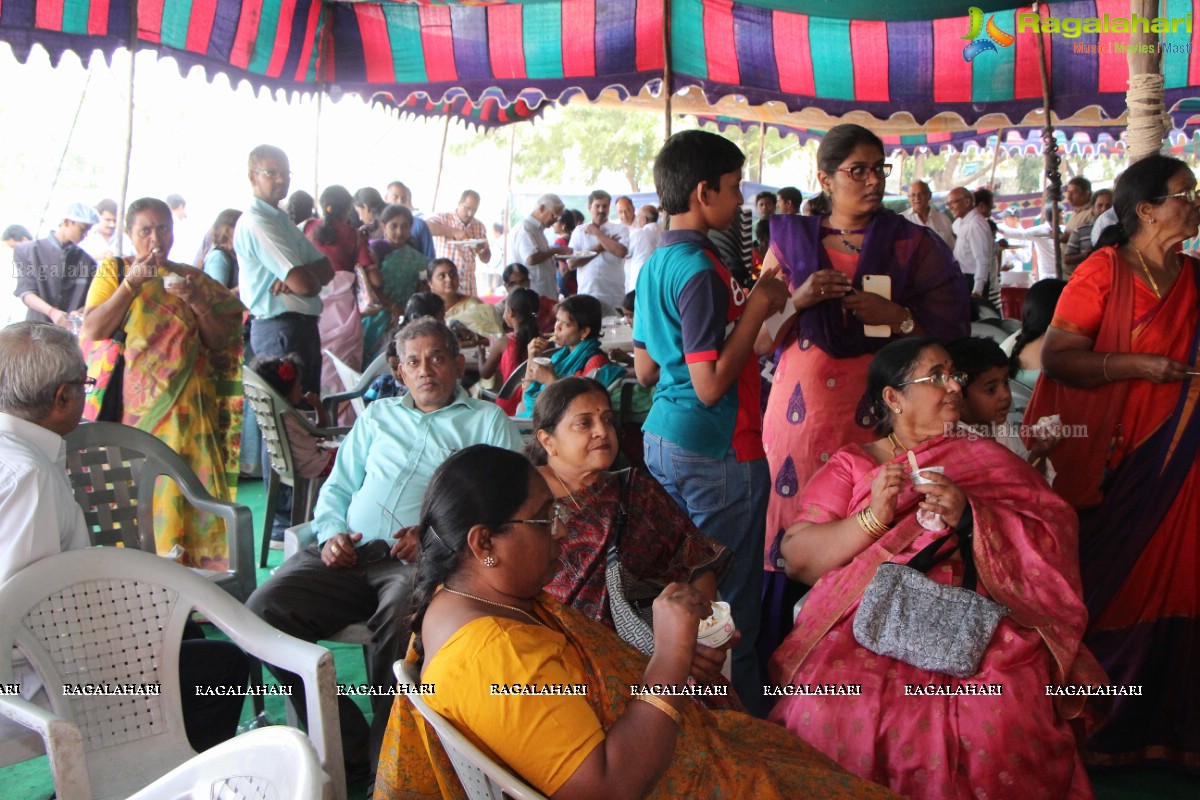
[{"xmin": 768, "ymin": 338, "xmax": 1107, "ymax": 800}]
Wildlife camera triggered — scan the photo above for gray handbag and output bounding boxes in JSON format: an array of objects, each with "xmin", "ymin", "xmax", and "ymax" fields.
[
  {"xmin": 604, "ymin": 469, "xmax": 658, "ymax": 656},
  {"xmin": 853, "ymin": 510, "xmax": 1008, "ymax": 679}
]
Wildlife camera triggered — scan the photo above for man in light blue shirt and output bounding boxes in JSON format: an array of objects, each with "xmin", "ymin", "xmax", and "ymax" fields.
[
  {"xmin": 246, "ymin": 318, "xmax": 521, "ymax": 771},
  {"xmin": 233, "ymin": 144, "xmax": 332, "ymax": 393}
]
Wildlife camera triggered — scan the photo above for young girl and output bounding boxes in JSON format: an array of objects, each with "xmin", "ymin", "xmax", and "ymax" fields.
[
  {"xmin": 480, "ymin": 287, "xmax": 540, "ymax": 415},
  {"xmin": 250, "ymin": 354, "xmax": 338, "ymax": 479}
]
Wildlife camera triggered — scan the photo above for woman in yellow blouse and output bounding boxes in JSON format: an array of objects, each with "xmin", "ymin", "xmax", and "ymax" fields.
[
  {"xmin": 80, "ymin": 197, "xmax": 243, "ymax": 569},
  {"xmin": 375, "ymin": 445, "xmax": 895, "ymax": 800}
]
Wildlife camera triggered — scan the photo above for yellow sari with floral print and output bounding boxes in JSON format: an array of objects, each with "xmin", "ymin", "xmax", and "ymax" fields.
[{"xmin": 85, "ymin": 258, "xmax": 244, "ymax": 569}]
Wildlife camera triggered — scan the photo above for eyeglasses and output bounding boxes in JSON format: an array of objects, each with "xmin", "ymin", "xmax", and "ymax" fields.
[
  {"xmin": 504, "ymin": 518, "xmax": 564, "ymax": 538},
  {"xmin": 1155, "ymin": 188, "xmax": 1199, "ymax": 203},
  {"xmin": 251, "ymin": 169, "xmax": 291, "ymax": 180},
  {"xmin": 74, "ymin": 377, "xmax": 98, "ymax": 394},
  {"xmin": 837, "ymin": 164, "xmax": 893, "ymax": 182},
  {"xmin": 894, "ymin": 370, "xmax": 967, "ymax": 390}
]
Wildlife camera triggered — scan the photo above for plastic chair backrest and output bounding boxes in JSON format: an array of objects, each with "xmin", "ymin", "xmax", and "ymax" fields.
[
  {"xmin": 125, "ymin": 726, "xmax": 323, "ymax": 800},
  {"xmin": 969, "ymin": 320, "xmax": 1009, "ymax": 345},
  {"xmin": 394, "ymin": 660, "xmax": 547, "ymax": 800},
  {"xmin": 242, "ymin": 367, "xmax": 301, "ymax": 486},
  {"xmin": 63, "ymin": 421, "xmax": 256, "ymax": 602}
]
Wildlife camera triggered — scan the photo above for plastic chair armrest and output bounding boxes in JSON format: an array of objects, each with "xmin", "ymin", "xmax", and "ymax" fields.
[{"xmin": 0, "ymin": 696, "xmax": 90, "ymax": 800}]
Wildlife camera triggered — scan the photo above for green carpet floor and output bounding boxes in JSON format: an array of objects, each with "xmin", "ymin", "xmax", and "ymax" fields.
[{"xmin": 0, "ymin": 478, "xmax": 1196, "ymax": 799}]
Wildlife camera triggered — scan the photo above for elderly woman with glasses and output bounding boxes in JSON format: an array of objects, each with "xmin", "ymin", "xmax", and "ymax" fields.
[
  {"xmin": 482, "ymin": 262, "xmax": 558, "ymax": 333},
  {"xmin": 1025, "ymin": 154, "xmax": 1200, "ymax": 769},
  {"xmin": 768, "ymin": 337, "xmax": 1106, "ymax": 800},
  {"xmin": 759, "ymin": 124, "xmax": 970, "ymax": 656},
  {"xmin": 375, "ymin": 444, "xmax": 896, "ymax": 800}
]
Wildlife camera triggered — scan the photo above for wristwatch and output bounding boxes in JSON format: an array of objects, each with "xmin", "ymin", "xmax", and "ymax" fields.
[{"xmin": 895, "ymin": 308, "xmax": 915, "ymax": 335}]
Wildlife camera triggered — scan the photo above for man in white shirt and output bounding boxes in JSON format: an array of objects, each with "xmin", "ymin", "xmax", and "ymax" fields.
[
  {"xmin": 947, "ymin": 187, "xmax": 992, "ymax": 296},
  {"xmin": 509, "ymin": 193, "xmax": 569, "ymax": 300},
  {"xmin": 0, "ymin": 322, "xmax": 247, "ymax": 752},
  {"xmin": 79, "ymin": 199, "xmax": 133, "ymax": 262},
  {"xmin": 625, "ymin": 205, "xmax": 661, "ymax": 293},
  {"xmin": 997, "ymin": 210, "xmax": 1060, "ymax": 281},
  {"xmin": 568, "ymin": 189, "xmax": 629, "ymax": 310},
  {"xmin": 902, "ymin": 180, "xmax": 956, "ymax": 249}
]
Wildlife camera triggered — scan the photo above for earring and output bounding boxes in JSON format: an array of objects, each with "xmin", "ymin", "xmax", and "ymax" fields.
[
  {"xmin": 483, "ymin": 556, "xmax": 497, "ymax": 568},
  {"xmin": 893, "ymin": 407, "xmax": 902, "ymax": 414}
]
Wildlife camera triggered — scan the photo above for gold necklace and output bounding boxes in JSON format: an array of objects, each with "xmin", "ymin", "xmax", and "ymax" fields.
[
  {"xmin": 550, "ymin": 469, "xmax": 582, "ymax": 510},
  {"xmin": 887, "ymin": 431, "xmax": 910, "ymax": 456},
  {"xmin": 1132, "ymin": 246, "xmax": 1164, "ymax": 298},
  {"xmin": 442, "ymin": 587, "xmax": 544, "ymax": 627}
]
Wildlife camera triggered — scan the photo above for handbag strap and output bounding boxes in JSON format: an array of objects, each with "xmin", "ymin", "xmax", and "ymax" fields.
[
  {"xmin": 902, "ymin": 506, "xmax": 978, "ymax": 591},
  {"xmin": 604, "ymin": 469, "xmax": 635, "ymax": 563}
]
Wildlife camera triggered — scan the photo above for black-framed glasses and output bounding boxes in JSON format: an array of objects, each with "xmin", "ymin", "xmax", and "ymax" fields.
[
  {"xmin": 895, "ymin": 370, "xmax": 967, "ymax": 389},
  {"xmin": 74, "ymin": 377, "xmax": 98, "ymax": 395},
  {"xmin": 1155, "ymin": 188, "xmax": 1199, "ymax": 203},
  {"xmin": 837, "ymin": 164, "xmax": 892, "ymax": 182},
  {"xmin": 251, "ymin": 168, "xmax": 291, "ymax": 180}
]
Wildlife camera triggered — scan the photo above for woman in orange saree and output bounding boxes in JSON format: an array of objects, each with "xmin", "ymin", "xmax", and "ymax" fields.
[
  {"xmin": 375, "ymin": 445, "xmax": 895, "ymax": 800},
  {"xmin": 770, "ymin": 338, "xmax": 1105, "ymax": 799},
  {"xmin": 1029, "ymin": 155, "xmax": 1200, "ymax": 769}
]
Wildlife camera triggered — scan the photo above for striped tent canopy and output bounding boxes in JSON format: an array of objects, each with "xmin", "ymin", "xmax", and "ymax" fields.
[{"xmin": 2, "ymin": 0, "xmax": 1198, "ymax": 128}]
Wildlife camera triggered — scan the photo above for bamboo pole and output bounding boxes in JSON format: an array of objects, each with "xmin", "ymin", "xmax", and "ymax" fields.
[
  {"xmin": 1125, "ymin": 0, "xmax": 1167, "ymax": 163},
  {"xmin": 663, "ymin": 0, "xmax": 673, "ymax": 141},
  {"xmin": 314, "ymin": 85, "xmax": 323, "ymax": 198},
  {"xmin": 757, "ymin": 121, "xmax": 766, "ymax": 183},
  {"xmin": 40, "ymin": 64, "xmax": 94, "ymax": 234},
  {"xmin": 506, "ymin": 125, "xmax": 517, "ymax": 238},
  {"xmin": 432, "ymin": 113, "xmax": 452, "ymax": 211},
  {"xmin": 1033, "ymin": 2, "xmax": 1062, "ymax": 279},
  {"xmin": 115, "ymin": 0, "xmax": 140, "ymax": 246}
]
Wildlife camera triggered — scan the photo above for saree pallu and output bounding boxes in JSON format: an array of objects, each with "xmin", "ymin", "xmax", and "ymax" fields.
[
  {"xmin": 768, "ymin": 436, "xmax": 1107, "ymax": 800},
  {"xmin": 521, "ymin": 338, "xmax": 626, "ymax": 415},
  {"xmin": 84, "ymin": 260, "xmax": 243, "ymax": 569},
  {"xmin": 374, "ymin": 595, "xmax": 897, "ymax": 800},
  {"xmin": 319, "ymin": 271, "xmax": 364, "ymax": 424},
  {"xmin": 1031, "ymin": 249, "xmax": 1200, "ymax": 769},
  {"xmin": 363, "ymin": 246, "xmax": 430, "ymax": 358}
]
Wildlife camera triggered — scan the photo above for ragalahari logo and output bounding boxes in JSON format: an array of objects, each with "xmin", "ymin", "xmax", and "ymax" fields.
[{"xmin": 963, "ymin": 7, "xmax": 1015, "ymax": 62}]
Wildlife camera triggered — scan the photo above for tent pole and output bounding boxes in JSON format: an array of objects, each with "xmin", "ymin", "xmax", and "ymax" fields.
[
  {"xmin": 432, "ymin": 113, "xmax": 452, "ymax": 212},
  {"xmin": 314, "ymin": 84, "xmax": 323, "ymax": 198},
  {"xmin": 988, "ymin": 127, "xmax": 1005, "ymax": 192},
  {"xmin": 40, "ymin": 63, "xmax": 94, "ymax": 234},
  {"xmin": 115, "ymin": 0, "xmax": 140, "ymax": 247},
  {"xmin": 506, "ymin": 125, "xmax": 517, "ymax": 240},
  {"xmin": 1033, "ymin": 2, "xmax": 1062, "ymax": 279},
  {"xmin": 757, "ymin": 121, "xmax": 766, "ymax": 183},
  {"xmin": 663, "ymin": 0, "xmax": 673, "ymax": 141},
  {"xmin": 1125, "ymin": 0, "xmax": 1167, "ymax": 163}
]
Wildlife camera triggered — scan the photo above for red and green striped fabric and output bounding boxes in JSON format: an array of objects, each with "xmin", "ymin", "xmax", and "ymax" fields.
[{"xmin": 2, "ymin": 0, "xmax": 1198, "ymax": 127}]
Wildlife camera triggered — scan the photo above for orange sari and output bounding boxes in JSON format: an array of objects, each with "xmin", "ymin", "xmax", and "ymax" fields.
[{"xmin": 1026, "ymin": 247, "xmax": 1200, "ymax": 768}]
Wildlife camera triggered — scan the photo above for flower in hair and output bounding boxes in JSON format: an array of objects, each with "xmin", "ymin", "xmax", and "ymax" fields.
[{"xmin": 277, "ymin": 362, "xmax": 297, "ymax": 383}]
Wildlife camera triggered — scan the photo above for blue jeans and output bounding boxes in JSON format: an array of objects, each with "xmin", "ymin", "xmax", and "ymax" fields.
[
  {"xmin": 643, "ymin": 432, "xmax": 767, "ymax": 716},
  {"xmin": 249, "ymin": 314, "xmax": 322, "ymax": 394}
]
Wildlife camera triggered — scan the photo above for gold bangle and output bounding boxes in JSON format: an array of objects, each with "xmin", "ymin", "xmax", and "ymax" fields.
[
  {"xmin": 856, "ymin": 508, "xmax": 890, "ymax": 539},
  {"xmin": 1102, "ymin": 352, "xmax": 1114, "ymax": 383},
  {"xmin": 635, "ymin": 694, "xmax": 683, "ymax": 728}
]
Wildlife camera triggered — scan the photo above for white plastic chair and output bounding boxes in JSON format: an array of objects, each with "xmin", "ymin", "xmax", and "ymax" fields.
[
  {"xmin": 0, "ymin": 548, "xmax": 347, "ymax": 800},
  {"xmin": 323, "ymin": 348, "xmax": 390, "ymax": 419},
  {"xmin": 394, "ymin": 660, "xmax": 547, "ymax": 800},
  {"xmin": 64, "ymin": 421, "xmax": 257, "ymax": 603},
  {"xmin": 125, "ymin": 725, "xmax": 323, "ymax": 800}
]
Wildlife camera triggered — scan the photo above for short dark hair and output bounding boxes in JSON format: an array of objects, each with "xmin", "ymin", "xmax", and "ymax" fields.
[
  {"xmin": 1011, "ymin": 279, "xmax": 1067, "ymax": 377},
  {"xmin": 2, "ymin": 224, "xmax": 31, "ymax": 242},
  {"xmin": 397, "ymin": 317, "xmax": 460, "ymax": 358},
  {"xmin": 404, "ymin": 292, "xmax": 446, "ymax": 322},
  {"xmin": 777, "ymin": 187, "xmax": 803, "ymax": 207},
  {"xmin": 570, "ymin": 209, "xmax": 584, "ymax": 226},
  {"xmin": 429, "ymin": 258, "xmax": 457, "ymax": 279},
  {"xmin": 459, "ymin": 189, "xmax": 480, "ymax": 204},
  {"xmin": 1067, "ymin": 176, "xmax": 1092, "ymax": 194},
  {"xmin": 755, "ymin": 191, "xmax": 776, "ymax": 205},
  {"xmin": 502, "ymin": 263, "xmax": 530, "ymax": 285},
  {"xmin": 380, "ymin": 204, "xmax": 413, "ymax": 226},
  {"xmin": 165, "ymin": 194, "xmax": 186, "ymax": 210},
  {"xmin": 803, "ymin": 194, "xmax": 831, "ymax": 216},
  {"xmin": 866, "ymin": 337, "xmax": 941, "ymax": 434},
  {"xmin": 354, "ymin": 187, "xmax": 385, "ymax": 214},
  {"xmin": 945, "ymin": 336, "xmax": 1008, "ymax": 386},
  {"xmin": 526, "ymin": 377, "xmax": 611, "ymax": 465},
  {"xmin": 1093, "ymin": 188, "xmax": 1113, "ymax": 202},
  {"xmin": 248, "ymin": 144, "xmax": 288, "ymax": 170},
  {"xmin": 587, "ymin": 190, "xmax": 611, "ymax": 206},
  {"xmin": 653, "ymin": 130, "xmax": 746, "ymax": 215},
  {"xmin": 558, "ymin": 294, "xmax": 603, "ymax": 340},
  {"xmin": 973, "ymin": 188, "xmax": 994, "ymax": 209},
  {"xmin": 817, "ymin": 124, "xmax": 885, "ymax": 176},
  {"xmin": 95, "ymin": 199, "xmax": 118, "ymax": 216},
  {"xmin": 286, "ymin": 191, "xmax": 315, "ymax": 226},
  {"xmin": 409, "ymin": 445, "xmax": 538, "ymax": 658},
  {"xmin": 621, "ymin": 290, "xmax": 636, "ymax": 313},
  {"xmin": 124, "ymin": 197, "xmax": 171, "ymax": 233},
  {"xmin": 557, "ymin": 210, "xmax": 577, "ymax": 234}
]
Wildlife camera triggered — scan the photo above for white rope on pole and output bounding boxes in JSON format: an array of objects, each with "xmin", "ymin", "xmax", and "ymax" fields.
[{"xmin": 1125, "ymin": 72, "xmax": 1171, "ymax": 163}]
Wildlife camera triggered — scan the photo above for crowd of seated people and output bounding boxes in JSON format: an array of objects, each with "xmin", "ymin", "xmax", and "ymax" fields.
[{"xmin": 4, "ymin": 134, "xmax": 1200, "ymax": 800}]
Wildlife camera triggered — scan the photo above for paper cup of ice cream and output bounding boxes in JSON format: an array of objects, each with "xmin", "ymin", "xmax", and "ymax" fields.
[
  {"xmin": 697, "ymin": 601, "xmax": 735, "ymax": 648},
  {"xmin": 911, "ymin": 466, "xmax": 945, "ymax": 486},
  {"xmin": 162, "ymin": 273, "xmax": 185, "ymax": 290}
]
